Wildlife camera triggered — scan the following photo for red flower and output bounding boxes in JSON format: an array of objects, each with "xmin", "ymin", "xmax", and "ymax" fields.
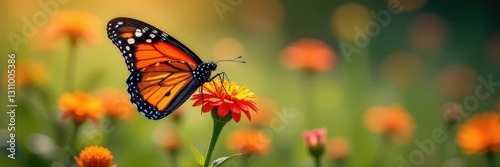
[{"xmin": 191, "ymin": 79, "xmax": 258, "ymax": 122}]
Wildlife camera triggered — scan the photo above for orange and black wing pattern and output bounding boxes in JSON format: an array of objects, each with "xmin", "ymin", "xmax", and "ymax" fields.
[{"xmin": 107, "ymin": 17, "xmax": 204, "ymax": 120}]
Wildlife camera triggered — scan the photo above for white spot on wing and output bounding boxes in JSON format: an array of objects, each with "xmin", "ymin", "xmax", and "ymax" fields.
[
  {"xmin": 135, "ymin": 32, "xmax": 143, "ymax": 37},
  {"xmin": 127, "ymin": 38, "xmax": 135, "ymax": 44},
  {"xmin": 146, "ymin": 39, "xmax": 152, "ymax": 43},
  {"xmin": 135, "ymin": 29, "xmax": 143, "ymax": 37}
]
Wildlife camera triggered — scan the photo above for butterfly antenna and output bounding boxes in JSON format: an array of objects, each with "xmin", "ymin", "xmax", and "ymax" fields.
[{"xmin": 215, "ymin": 56, "xmax": 246, "ymax": 63}]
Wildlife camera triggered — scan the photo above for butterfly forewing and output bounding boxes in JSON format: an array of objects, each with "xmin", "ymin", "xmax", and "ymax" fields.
[
  {"xmin": 107, "ymin": 17, "xmax": 201, "ymax": 72},
  {"xmin": 107, "ymin": 17, "xmax": 206, "ymax": 120}
]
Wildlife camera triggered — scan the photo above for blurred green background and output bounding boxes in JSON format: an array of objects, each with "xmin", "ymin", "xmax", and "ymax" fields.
[{"xmin": 1, "ymin": 0, "xmax": 500, "ymax": 166}]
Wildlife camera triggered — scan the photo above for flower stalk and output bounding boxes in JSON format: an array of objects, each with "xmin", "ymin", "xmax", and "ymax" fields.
[
  {"xmin": 204, "ymin": 108, "xmax": 231, "ymax": 167},
  {"xmin": 314, "ymin": 155, "xmax": 322, "ymax": 167},
  {"xmin": 486, "ymin": 151, "xmax": 497, "ymax": 167},
  {"xmin": 65, "ymin": 37, "xmax": 77, "ymax": 92},
  {"xmin": 304, "ymin": 128, "xmax": 327, "ymax": 167},
  {"xmin": 65, "ymin": 120, "xmax": 82, "ymax": 149}
]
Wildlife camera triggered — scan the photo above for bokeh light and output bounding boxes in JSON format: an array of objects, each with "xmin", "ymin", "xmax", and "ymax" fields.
[
  {"xmin": 364, "ymin": 104, "xmax": 415, "ymax": 144},
  {"xmin": 26, "ymin": 133, "xmax": 56, "ymax": 159},
  {"xmin": 238, "ymin": 0, "xmax": 285, "ymax": 32},
  {"xmin": 250, "ymin": 97, "xmax": 279, "ymax": 127},
  {"xmin": 281, "ymin": 38, "xmax": 336, "ymax": 72},
  {"xmin": 437, "ymin": 65, "xmax": 477, "ymax": 98},
  {"xmin": 330, "ymin": 3, "xmax": 372, "ymax": 41},
  {"xmin": 386, "ymin": 0, "xmax": 427, "ymax": 13},
  {"xmin": 94, "ymin": 87, "xmax": 135, "ymax": 121},
  {"xmin": 486, "ymin": 30, "xmax": 500, "ymax": 66},
  {"xmin": 212, "ymin": 37, "xmax": 245, "ymax": 61},
  {"xmin": 5, "ymin": 59, "xmax": 49, "ymax": 87},
  {"xmin": 381, "ymin": 51, "xmax": 424, "ymax": 87},
  {"xmin": 410, "ymin": 13, "xmax": 448, "ymax": 54},
  {"xmin": 496, "ymin": 98, "xmax": 500, "ymax": 111},
  {"xmin": 152, "ymin": 123, "xmax": 180, "ymax": 149},
  {"xmin": 226, "ymin": 128, "xmax": 271, "ymax": 155},
  {"xmin": 2, "ymin": 0, "xmax": 39, "ymax": 23},
  {"xmin": 326, "ymin": 137, "xmax": 351, "ymax": 160}
]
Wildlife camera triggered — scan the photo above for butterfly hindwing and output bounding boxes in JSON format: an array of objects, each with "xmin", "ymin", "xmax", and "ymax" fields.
[
  {"xmin": 107, "ymin": 17, "xmax": 207, "ymax": 120},
  {"xmin": 126, "ymin": 61, "xmax": 199, "ymax": 119}
]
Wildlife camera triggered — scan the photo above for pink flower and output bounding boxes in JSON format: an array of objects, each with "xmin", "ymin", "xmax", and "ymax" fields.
[{"xmin": 303, "ymin": 128, "xmax": 328, "ymax": 149}]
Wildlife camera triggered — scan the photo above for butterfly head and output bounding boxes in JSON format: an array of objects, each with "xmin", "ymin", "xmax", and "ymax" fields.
[
  {"xmin": 193, "ymin": 62, "xmax": 217, "ymax": 84},
  {"xmin": 208, "ymin": 62, "xmax": 217, "ymax": 71}
]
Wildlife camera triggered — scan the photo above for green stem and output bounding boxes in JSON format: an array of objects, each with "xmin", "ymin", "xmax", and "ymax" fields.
[
  {"xmin": 314, "ymin": 156, "xmax": 322, "ymax": 167},
  {"xmin": 64, "ymin": 120, "xmax": 81, "ymax": 149},
  {"xmin": 169, "ymin": 150, "xmax": 179, "ymax": 167},
  {"xmin": 63, "ymin": 120, "xmax": 81, "ymax": 165},
  {"xmin": 371, "ymin": 135, "xmax": 389, "ymax": 167},
  {"xmin": 65, "ymin": 37, "xmax": 77, "ymax": 92},
  {"xmin": 301, "ymin": 70, "xmax": 315, "ymax": 127},
  {"xmin": 334, "ymin": 159, "xmax": 346, "ymax": 167},
  {"xmin": 203, "ymin": 118, "xmax": 227, "ymax": 167},
  {"xmin": 486, "ymin": 151, "xmax": 497, "ymax": 167}
]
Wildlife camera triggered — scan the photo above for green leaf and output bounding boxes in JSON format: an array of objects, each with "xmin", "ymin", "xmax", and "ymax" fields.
[
  {"xmin": 211, "ymin": 153, "xmax": 242, "ymax": 167},
  {"xmin": 191, "ymin": 145, "xmax": 205, "ymax": 166}
]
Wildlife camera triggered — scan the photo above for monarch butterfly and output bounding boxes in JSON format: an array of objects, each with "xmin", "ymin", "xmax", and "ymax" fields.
[{"xmin": 106, "ymin": 17, "xmax": 243, "ymax": 120}]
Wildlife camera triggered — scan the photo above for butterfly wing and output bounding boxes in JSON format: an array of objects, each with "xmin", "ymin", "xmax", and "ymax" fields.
[{"xmin": 107, "ymin": 17, "xmax": 203, "ymax": 120}]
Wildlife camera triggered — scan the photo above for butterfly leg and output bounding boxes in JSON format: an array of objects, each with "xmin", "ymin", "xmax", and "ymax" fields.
[
  {"xmin": 209, "ymin": 72, "xmax": 227, "ymax": 82},
  {"xmin": 209, "ymin": 72, "xmax": 231, "ymax": 94},
  {"xmin": 199, "ymin": 84, "xmax": 205, "ymax": 114}
]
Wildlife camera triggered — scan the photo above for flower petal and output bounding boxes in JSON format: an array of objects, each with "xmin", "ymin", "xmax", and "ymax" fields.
[
  {"xmin": 218, "ymin": 104, "xmax": 229, "ymax": 117},
  {"xmin": 236, "ymin": 101, "xmax": 249, "ymax": 112},
  {"xmin": 242, "ymin": 110, "xmax": 252, "ymax": 121},
  {"xmin": 190, "ymin": 93, "xmax": 203, "ymax": 100},
  {"xmin": 192, "ymin": 99, "xmax": 203, "ymax": 107},
  {"xmin": 233, "ymin": 110, "xmax": 241, "ymax": 122},
  {"xmin": 241, "ymin": 101, "xmax": 259, "ymax": 112},
  {"xmin": 211, "ymin": 100, "xmax": 224, "ymax": 106},
  {"xmin": 229, "ymin": 104, "xmax": 241, "ymax": 114},
  {"xmin": 202, "ymin": 104, "xmax": 215, "ymax": 113}
]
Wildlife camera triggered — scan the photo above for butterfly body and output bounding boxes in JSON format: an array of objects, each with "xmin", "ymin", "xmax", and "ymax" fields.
[
  {"xmin": 192, "ymin": 62, "xmax": 217, "ymax": 85},
  {"xmin": 107, "ymin": 17, "xmax": 219, "ymax": 120}
]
